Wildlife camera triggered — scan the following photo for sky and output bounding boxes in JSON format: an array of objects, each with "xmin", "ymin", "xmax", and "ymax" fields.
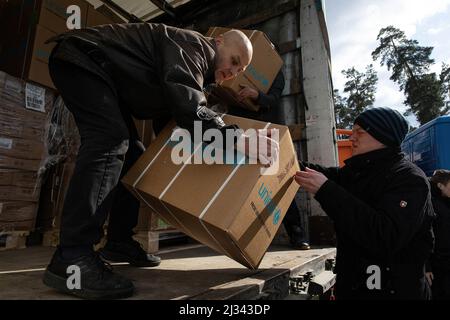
[{"xmin": 324, "ymin": 0, "xmax": 450, "ymax": 127}]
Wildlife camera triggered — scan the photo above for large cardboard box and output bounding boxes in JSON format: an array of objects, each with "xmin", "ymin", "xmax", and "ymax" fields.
[
  {"xmin": 0, "ymin": 0, "xmax": 89, "ymax": 89},
  {"xmin": 0, "ymin": 185, "xmax": 41, "ymax": 202},
  {"xmin": 39, "ymin": 0, "xmax": 89, "ymax": 34},
  {"xmin": 87, "ymin": 5, "xmax": 115, "ymax": 27},
  {"xmin": 0, "ymin": 170, "xmax": 42, "ymax": 203},
  {"xmin": 122, "ymin": 115, "xmax": 300, "ymax": 269},
  {"xmin": 206, "ymin": 27, "xmax": 283, "ymax": 112},
  {"xmin": 0, "ymin": 156, "xmax": 42, "ymax": 172},
  {"xmin": 0, "ymin": 136, "xmax": 45, "ymax": 160},
  {"xmin": 0, "ymin": 170, "xmax": 40, "ymax": 188},
  {"xmin": 0, "ymin": 71, "xmax": 55, "ymax": 116},
  {"xmin": 28, "ymin": 24, "xmax": 58, "ymax": 89},
  {"xmin": 0, "ymin": 115, "xmax": 45, "ymax": 141},
  {"xmin": 0, "ymin": 201, "xmax": 39, "ymax": 232}
]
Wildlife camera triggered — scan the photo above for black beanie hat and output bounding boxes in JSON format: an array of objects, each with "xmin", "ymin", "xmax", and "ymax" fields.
[{"xmin": 354, "ymin": 107, "xmax": 409, "ymax": 147}]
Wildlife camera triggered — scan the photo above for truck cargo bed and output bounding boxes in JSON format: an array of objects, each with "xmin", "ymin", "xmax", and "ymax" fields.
[{"xmin": 0, "ymin": 244, "xmax": 335, "ymax": 300}]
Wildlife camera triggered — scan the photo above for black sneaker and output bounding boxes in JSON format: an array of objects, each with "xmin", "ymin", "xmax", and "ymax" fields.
[
  {"xmin": 100, "ymin": 239, "xmax": 161, "ymax": 267},
  {"xmin": 43, "ymin": 248, "xmax": 134, "ymax": 300}
]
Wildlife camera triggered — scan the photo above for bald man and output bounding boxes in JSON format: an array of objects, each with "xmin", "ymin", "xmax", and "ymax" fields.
[{"xmin": 43, "ymin": 24, "xmax": 257, "ymax": 299}]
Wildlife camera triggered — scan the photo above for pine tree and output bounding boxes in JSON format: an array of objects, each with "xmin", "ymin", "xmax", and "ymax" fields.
[
  {"xmin": 372, "ymin": 26, "xmax": 448, "ymax": 124},
  {"xmin": 334, "ymin": 65, "xmax": 378, "ymax": 129}
]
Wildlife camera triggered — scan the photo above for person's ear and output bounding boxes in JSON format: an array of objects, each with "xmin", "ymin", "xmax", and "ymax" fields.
[
  {"xmin": 215, "ymin": 35, "xmax": 224, "ymax": 47},
  {"xmin": 438, "ymin": 182, "xmax": 444, "ymax": 191}
]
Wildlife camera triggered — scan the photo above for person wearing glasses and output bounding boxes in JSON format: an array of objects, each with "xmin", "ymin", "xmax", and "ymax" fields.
[{"xmin": 294, "ymin": 107, "xmax": 434, "ymax": 300}]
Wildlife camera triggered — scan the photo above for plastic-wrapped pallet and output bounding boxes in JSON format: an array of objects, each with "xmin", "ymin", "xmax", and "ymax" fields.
[
  {"xmin": 36, "ymin": 96, "xmax": 80, "ymax": 234},
  {"xmin": 0, "ymin": 71, "xmax": 56, "ymax": 234}
]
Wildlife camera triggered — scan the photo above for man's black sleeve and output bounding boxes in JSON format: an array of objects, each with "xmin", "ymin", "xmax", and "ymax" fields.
[
  {"xmin": 160, "ymin": 37, "xmax": 240, "ymax": 143},
  {"xmin": 314, "ymin": 174, "xmax": 430, "ymax": 259},
  {"xmin": 257, "ymin": 71, "xmax": 285, "ymax": 111}
]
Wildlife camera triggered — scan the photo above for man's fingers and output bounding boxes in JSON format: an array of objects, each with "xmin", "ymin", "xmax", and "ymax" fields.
[{"xmin": 295, "ymin": 171, "xmax": 311, "ymax": 177}]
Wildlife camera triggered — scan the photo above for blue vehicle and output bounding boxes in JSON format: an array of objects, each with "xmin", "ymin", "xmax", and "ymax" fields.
[{"xmin": 401, "ymin": 115, "xmax": 450, "ymax": 177}]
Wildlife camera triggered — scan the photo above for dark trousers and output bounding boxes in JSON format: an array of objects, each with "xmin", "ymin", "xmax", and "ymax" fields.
[
  {"xmin": 283, "ymin": 200, "xmax": 308, "ymax": 243},
  {"xmin": 432, "ymin": 269, "xmax": 450, "ymax": 300},
  {"xmin": 49, "ymin": 57, "xmax": 144, "ymax": 247}
]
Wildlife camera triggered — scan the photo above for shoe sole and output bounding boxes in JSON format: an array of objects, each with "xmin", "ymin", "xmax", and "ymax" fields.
[
  {"xmin": 100, "ymin": 250, "xmax": 161, "ymax": 268},
  {"xmin": 43, "ymin": 270, "xmax": 134, "ymax": 300}
]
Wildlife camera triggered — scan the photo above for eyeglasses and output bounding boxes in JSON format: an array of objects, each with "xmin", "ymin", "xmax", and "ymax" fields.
[{"xmin": 351, "ymin": 127, "xmax": 367, "ymax": 137}]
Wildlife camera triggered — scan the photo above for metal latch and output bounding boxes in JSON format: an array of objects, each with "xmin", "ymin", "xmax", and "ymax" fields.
[
  {"xmin": 289, "ymin": 271, "xmax": 313, "ymax": 295},
  {"xmin": 307, "ymin": 270, "xmax": 336, "ymax": 296}
]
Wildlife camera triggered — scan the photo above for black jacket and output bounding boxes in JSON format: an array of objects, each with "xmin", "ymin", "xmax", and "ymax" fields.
[
  {"xmin": 48, "ymin": 23, "xmax": 238, "ymax": 137},
  {"xmin": 227, "ymin": 70, "xmax": 285, "ymax": 122},
  {"xmin": 430, "ymin": 182, "xmax": 450, "ymax": 272},
  {"xmin": 302, "ymin": 147, "xmax": 435, "ymax": 299}
]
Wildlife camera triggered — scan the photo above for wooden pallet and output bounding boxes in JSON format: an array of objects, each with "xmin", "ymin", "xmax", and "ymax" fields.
[
  {"xmin": 42, "ymin": 229, "xmax": 184, "ymax": 253},
  {"xmin": 0, "ymin": 231, "xmax": 30, "ymax": 252},
  {"xmin": 133, "ymin": 229, "xmax": 184, "ymax": 254}
]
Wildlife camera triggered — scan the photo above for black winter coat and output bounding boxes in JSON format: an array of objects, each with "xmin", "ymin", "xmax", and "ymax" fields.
[{"xmin": 301, "ymin": 147, "xmax": 435, "ymax": 300}]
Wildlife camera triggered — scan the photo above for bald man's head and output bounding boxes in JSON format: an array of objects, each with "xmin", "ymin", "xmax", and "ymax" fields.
[{"xmin": 214, "ymin": 29, "xmax": 253, "ymax": 84}]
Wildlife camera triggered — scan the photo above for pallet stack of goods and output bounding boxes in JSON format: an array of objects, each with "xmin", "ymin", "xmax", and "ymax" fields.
[
  {"xmin": 35, "ymin": 96, "xmax": 80, "ymax": 247},
  {"xmin": 0, "ymin": 71, "xmax": 56, "ymax": 251}
]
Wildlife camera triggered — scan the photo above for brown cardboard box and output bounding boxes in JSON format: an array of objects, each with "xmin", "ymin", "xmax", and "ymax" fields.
[
  {"xmin": 0, "ymin": 137, "xmax": 45, "ymax": 160},
  {"xmin": 39, "ymin": 0, "xmax": 89, "ymax": 34},
  {"xmin": 87, "ymin": 5, "xmax": 115, "ymax": 27},
  {"xmin": 26, "ymin": 24, "xmax": 57, "ymax": 89},
  {"xmin": 0, "ymin": 115, "xmax": 45, "ymax": 141},
  {"xmin": 0, "ymin": 71, "xmax": 55, "ymax": 116},
  {"xmin": 0, "ymin": 185, "xmax": 41, "ymax": 202},
  {"xmin": 0, "ymin": 170, "xmax": 40, "ymax": 188},
  {"xmin": 32, "ymin": 25, "xmax": 57, "ymax": 65},
  {"xmin": 28, "ymin": 57, "xmax": 55, "ymax": 89},
  {"xmin": 0, "ymin": 102, "xmax": 49, "ymax": 128},
  {"xmin": 0, "ymin": 155, "xmax": 42, "ymax": 171},
  {"xmin": 0, "ymin": 0, "xmax": 88, "ymax": 89},
  {"xmin": 206, "ymin": 27, "xmax": 283, "ymax": 112},
  {"xmin": 122, "ymin": 115, "xmax": 300, "ymax": 269},
  {"xmin": 28, "ymin": 24, "xmax": 58, "ymax": 89},
  {"xmin": 0, "ymin": 201, "xmax": 38, "ymax": 231}
]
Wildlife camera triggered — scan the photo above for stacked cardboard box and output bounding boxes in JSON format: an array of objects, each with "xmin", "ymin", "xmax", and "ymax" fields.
[
  {"xmin": 0, "ymin": 0, "xmax": 118, "ymax": 89},
  {"xmin": 0, "ymin": 71, "xmax": 55, "ymax": 232},
  {"xmin": 206, "ymin": 27, "xmax": 283, "ymax": 112},
  {"xmin": 36, "ymin": 96, "xmax": 79, "ymax": 232}
]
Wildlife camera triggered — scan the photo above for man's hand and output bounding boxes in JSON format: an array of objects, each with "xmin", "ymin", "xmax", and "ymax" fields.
[
  {"xmin": 425, "ymin": 272, "xmax": 434, "ymax": 287},
  {"xmin": 238, "ymin": 84, "xmax": 259, "ymax": 101},
  {"xmin": 294, "ymin": 167, "xmax": 328, "ymax": 195}
]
